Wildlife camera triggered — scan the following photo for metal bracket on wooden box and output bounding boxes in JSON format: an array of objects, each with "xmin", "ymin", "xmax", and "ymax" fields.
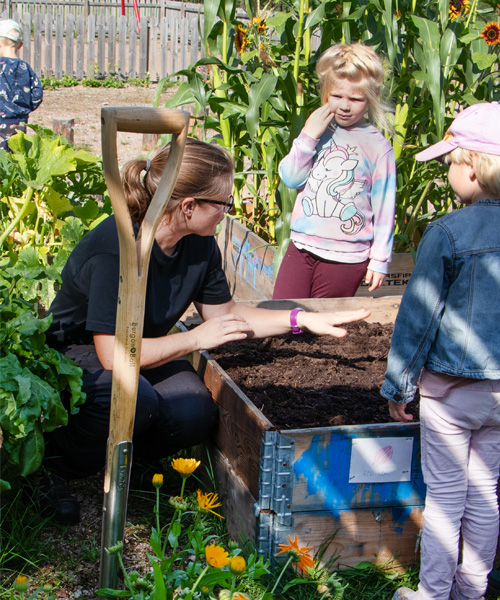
[{"xmin": 254, "ymin": 431, "xmax": 295, "ymax": 557}]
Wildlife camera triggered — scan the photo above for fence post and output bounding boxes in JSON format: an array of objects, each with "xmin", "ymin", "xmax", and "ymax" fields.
[
  {"xmin": 33, "ymin": 12, "xmax": 42, "ymax": 76},
  {"xmin": 108, "ymin": 15, "xmax": 116, "ymax": 74},
  {"xmin": 55, "ymin": 13, "xmax": 63, "ymax": 79},
  {"xmin": 66, "ymin": 14, "xmax": 75, "ymax": 79},
  {"xmin": 76, "ymin": 13, "xmax": 85, "ymax": 80},
  {"xmin": 139, "ymin": 16, "xmax": 148, "ymax": 78}
]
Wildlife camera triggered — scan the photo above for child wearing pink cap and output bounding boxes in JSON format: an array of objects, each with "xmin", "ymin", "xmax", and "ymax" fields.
[{"xmin": 381, "ymin": 101, "xmax": 500, "ymax": 600}]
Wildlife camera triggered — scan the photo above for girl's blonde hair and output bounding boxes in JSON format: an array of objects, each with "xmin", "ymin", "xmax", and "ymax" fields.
[
  {"xmin": 122, "ymin": 137, "xmax": 234, "ymax": 224},
  {"xmin": 316, "ymin": 43, "xmax": 393, "ymax": 133},
  {"xmin": 445, "ymin": 147, "xmax": 500, "ymax": 197},
  {"xmin": 0, "ymin": 36, "xmax": 21, "ymax": 49}
]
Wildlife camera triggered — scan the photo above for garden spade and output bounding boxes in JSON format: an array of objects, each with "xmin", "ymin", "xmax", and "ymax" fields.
[{"xmin": 99, "ymin": 107, "xmax": 189, "ymax": 590}]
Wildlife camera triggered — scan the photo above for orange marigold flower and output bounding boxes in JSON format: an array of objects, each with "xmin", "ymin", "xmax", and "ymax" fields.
[
  {"xmin": 481, "ymin": 21, "xmax": 500, "ymax": 45},
  {"xmin": 171, "ymin": 457, "xmax": 200, "ymax": 477},
  {"xmin": 229, "ymin": 555, "xmax": 246, "ymax": 574},
  {"xmin": 276, "ymin": 534, "xmax": 315, "ymax": 574},
  {"xmin": 449, "ymin": 0, "xmax": 470, "ymax": 20},
  {"xmin": 152, "ymin": 473, "xmax": 163, "ymax": 488},
  {"xmin": 13, "ymin": 575, "xmax": 29, "ymax": 593},
  {"xmin": 196, "ymin": 489, "xmax": 224, "ymax": 518},
  {"xmin": 205, "ymin": 544, "xmax": 230, "ymax": 568},
  {"xmin": 219, "ymin": 591, "xmax": 251, "ymax": 600}
]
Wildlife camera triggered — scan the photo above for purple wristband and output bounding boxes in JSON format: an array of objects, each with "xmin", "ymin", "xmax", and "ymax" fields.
[{"xmin": 290, "ymin": 308, "xmax": 305, "ymax": 334}]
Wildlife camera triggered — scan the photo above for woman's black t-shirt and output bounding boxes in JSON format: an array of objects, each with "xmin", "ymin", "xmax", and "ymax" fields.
[{"xmin": 47, "ymin": 215, "xmax": 232, "ymax": 348}]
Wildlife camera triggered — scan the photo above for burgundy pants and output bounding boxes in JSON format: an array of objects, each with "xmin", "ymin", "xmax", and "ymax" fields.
[{"xmin": 272, "ymin": 241, "xmax": 369, "ymax": 299}]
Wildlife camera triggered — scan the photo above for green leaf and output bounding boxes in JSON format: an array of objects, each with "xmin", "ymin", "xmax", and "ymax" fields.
[{"xmin": 471, "ymin": 52, "xmax": 497, "ymax": 69}]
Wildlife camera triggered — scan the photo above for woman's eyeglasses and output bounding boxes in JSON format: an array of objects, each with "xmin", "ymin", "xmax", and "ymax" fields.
[{"xmin": 196, "ymin": 195, "xmax": 234, "ymax": 214}]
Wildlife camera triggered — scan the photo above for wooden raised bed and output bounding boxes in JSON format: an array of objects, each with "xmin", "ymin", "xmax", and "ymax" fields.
[{"xmin": 179, "ymin": 296, "xmax": 425, "ymax": 570}]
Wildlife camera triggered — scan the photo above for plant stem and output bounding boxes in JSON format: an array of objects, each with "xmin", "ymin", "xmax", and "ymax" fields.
[
  {"xmin": 270, "ymin": 555, "xmax": 294, "ymax": 594},
  {"xmin": 0, "ymin": 186, "xmax": 34, "ymax": 248}
]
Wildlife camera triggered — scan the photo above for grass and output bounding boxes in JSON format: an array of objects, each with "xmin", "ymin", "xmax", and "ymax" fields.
[{"xmin": 1, "ymin": 465, "xmax": 499, "ymax": 600}]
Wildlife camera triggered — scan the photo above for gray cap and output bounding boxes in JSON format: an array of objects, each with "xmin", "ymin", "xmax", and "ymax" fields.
[{"xmin": 0, "ymin": 19, "xmax": 22, "ymax": 43}]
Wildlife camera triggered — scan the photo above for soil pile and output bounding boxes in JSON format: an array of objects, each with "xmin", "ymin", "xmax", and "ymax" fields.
[{"xmin": 209, "ymin": 320, "xmax": 419, "ymax": 429}]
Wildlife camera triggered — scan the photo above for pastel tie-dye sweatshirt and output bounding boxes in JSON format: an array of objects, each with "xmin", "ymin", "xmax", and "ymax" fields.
[{"xmin": 279, "ymin": 122, "xmax": 396, "ymax": 273}]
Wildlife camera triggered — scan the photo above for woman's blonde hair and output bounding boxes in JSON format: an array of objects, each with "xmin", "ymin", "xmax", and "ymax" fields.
[
  {"xmin": 122, "ymin": 137, "xmax": 234, "ymax": 224},
  {"xmin": 316, "ymin": 43, "xmax": 393, "ymax": 133},
  {"xmin": 445, "ymin": 147, "xmax": 500, "ymax": 197}
]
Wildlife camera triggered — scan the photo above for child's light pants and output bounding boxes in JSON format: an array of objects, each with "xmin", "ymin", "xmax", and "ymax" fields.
[{"xmin": 415, "ymin": 370, "xmax": 500, "ymax": 600}]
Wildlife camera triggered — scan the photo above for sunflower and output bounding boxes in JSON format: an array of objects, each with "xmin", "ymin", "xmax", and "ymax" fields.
[
  {"xmin": 171, "ymin": 457, "xmax": 200, "ymax": 477},
  {"xmin": 481, "ymin": 21, "xmax": 500, "ymax": 45},
  {"xmin": 205, "ymin": 544, "xmax": 230, "ymax": 568},
  {"xmin": 235, "ymin": 24, "xmax": 248, "ymax": 54},
  {"xmin": 449, "ymin": 0, "xmax": 470, "ymax": 20},
  {"xmin": 276, "ymin": 534, "xmax": 315, "ymax": 574},
  {"xmin": 196, "ymin": 489, "xmax": 224, "ymax": 518}
]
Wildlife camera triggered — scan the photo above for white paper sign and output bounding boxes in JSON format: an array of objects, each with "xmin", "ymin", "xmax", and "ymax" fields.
[{"xmin": 348, "ymin": 437, "xmax": 414, "ymax": 483}]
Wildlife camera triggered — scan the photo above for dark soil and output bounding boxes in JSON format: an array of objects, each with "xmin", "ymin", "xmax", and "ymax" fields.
[{"xmin": 209, "ymin": 320, "xmax": 419, "ymax": 429}]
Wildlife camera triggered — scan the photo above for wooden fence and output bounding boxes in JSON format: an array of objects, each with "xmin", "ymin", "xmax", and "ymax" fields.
[
  {"xmin": 0, "ymin": 0, "xmax": 204, "ymax": 19},
  {"xmin": 0, "ymin": 9, "xmax": 204, "ymax": 81}
]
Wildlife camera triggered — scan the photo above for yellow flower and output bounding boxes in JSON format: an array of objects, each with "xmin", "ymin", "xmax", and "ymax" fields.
[
  {"xmin": 219, "ymin": 591, "xmax": 252, "ymax": 600},
  {"xmin": 13, "ymin": 575, "xmax": 29, "ymax": 593},
  {"xmin": 276, "ymin": 535, "xmax": 315, "ymax": 574},
  {"xmin": 171, "ymin": 457, "xmax": 200, "ymax": 477},
  {"xmin": 481, "ymin": 21, "xmax": 500, "ymax": 45},
  {"xmin": 229, "ymin": 555, "xmax": 246, "ymax": 574},
  {"xmin": 152, "ymin": 473, "xmax": 163, "ymax": 488},
  {"xmin": 205, "ymin": 544, "xmax": 230, "ymax": 568},
  {"xmin": 196, "ymin": 489, "xmax": 224, "ymax": 518},
  {"xmin": 449, "ymin": 0, "xmax": 470, "ymax": 20}
]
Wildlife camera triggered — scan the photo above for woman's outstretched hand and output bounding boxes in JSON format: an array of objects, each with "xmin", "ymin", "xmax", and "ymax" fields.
[{"xmin": 299, "ymin": 308, "xmax": 371, "ymax": 337}]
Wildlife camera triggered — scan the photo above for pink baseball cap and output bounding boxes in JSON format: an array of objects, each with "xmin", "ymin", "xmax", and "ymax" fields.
[{"xmin": 415, "ymin": 101, "xmax": 500, "ymax": 161}]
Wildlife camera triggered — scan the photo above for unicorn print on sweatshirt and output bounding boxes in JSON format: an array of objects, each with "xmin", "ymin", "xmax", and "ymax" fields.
[{"xmin": 301, "ymin": 138, "xmax": 366, "ymax": 235}]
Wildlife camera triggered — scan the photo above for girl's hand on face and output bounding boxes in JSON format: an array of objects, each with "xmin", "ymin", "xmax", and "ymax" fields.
[
  {"xmin": 299, "ymin": 308, "xmax": 370, "ymax": 337},
  {"xmin": 189, "ymin": 314, "xmax": 253, "ymax": 351},
  {"xmin": 365, "ymin": 269, "xmax": 386, "ymax": 292},
  {"xmin": 388, "ymin": 400, "xmax": 414, "ymax": 423},
  {"xmin": 303, "ymin": 104, "xmax": 335, "ymax": 140}
]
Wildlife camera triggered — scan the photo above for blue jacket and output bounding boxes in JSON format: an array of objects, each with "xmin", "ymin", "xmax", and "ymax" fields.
[
  {"xmin": 0, "ymin": 57, "xmax": 43, "ymax": 124},
  {"xmin": 381, "ymin": 199, "xmax": 500, "ymax": 404}
]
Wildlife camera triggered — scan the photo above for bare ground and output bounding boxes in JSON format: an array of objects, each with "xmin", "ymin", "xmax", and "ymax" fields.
[{"xmin": 28, "ymin": 84, "xmax": 174, "ymax": 166}]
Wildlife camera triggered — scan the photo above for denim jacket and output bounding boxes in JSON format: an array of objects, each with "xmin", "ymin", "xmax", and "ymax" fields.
[{"xmin": 381, "ymin": 199, "xmax": 500, "ymax": 404}]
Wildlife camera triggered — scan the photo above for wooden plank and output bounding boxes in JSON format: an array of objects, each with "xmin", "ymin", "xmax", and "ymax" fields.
[
  {"xmin": 76, "ymin": 13, "xmax": 85, "ymax": 79},
  {"xmin": 86, "ymin": 13, "xmax": 95, "ymax": 75},
  {"xmin": 33, "ymin": 13, "xmax": 42, "ymax": 76},
  {"xmin": 210, "ymin": 444, "xmax": 257, "ymax": 544},
  {"xmin": 97, "ymin": 14, "xmax": 106, "ymax": 74},
  {"xmin": 107, "ymin": 15, "xmax": 116, "ymax": 74},
  {"xmin": 117, "ymin": 14, "xmax": 126, "ymax": 78},
  {"xmin": 190, "ymin": 348, "xmax": 273, "ymax": 499},
  {"xmin": 292, "ymin": 507, "xmax": 424, "ymax": 569},
  {"xmin": 169, "ymin": 13, "xmax": 177, "ymax": 75},
  {"xmin": 180, "ymin": 16, "xmax": 188, "ymax": 70},
  {"xmin": 139, "ymin": 16, "xmax": 148, "ymax": 77},
  {"xmin": 21, "ymin": 12, "xmax": 30, "ymax": 64},
  {"xmin": 128, "ymin": 18, "xmax": 137, "ymax": 77},
  {"xmin": 55, "ymin": 13, "xmax": 63, "ymax": 78},
  {"xmin": 43, "ymin": 13, "xmax": 53, "ymax": 75},
  {"xmin": 65, "ymin": 14, "xmax": 75, "ymax": 78},
  {"xmin": 149, "ymin": 17, "xmax": 158, "ymax": 81},
  {"xmin": 160, "ymin": 16, "xmax": 168, "ymax": 79}
]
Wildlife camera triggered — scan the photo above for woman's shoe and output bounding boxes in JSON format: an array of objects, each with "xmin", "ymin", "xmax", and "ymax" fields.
[{"xmin": 34, "ymin": 470, "xmax": 80, "ymax": 525}]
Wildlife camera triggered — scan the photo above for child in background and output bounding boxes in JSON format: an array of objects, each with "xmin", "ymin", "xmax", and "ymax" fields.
[
  {"xmin": 0, "ymin": 19, "xmax": 43, "ymax": 151},
  {"xmin": 273, "ymin": 43, "xmax": 396, "ymax": 299},
  {"xmin": 380, "ymin": 102, "xmax": 500, "ymax": 600}
]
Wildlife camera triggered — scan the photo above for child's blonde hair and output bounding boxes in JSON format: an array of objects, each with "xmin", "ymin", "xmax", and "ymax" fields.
[
  {"xmin": 445, "ymin": 148, "xmax": 500, "ymax": 197},
  {"xmin": 0, "ymin": 36, "xmax": 21, "ymax": 49},
  {"xmin": 316, "ymin": 43, "xmax": 393, "ymax": 133}
]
